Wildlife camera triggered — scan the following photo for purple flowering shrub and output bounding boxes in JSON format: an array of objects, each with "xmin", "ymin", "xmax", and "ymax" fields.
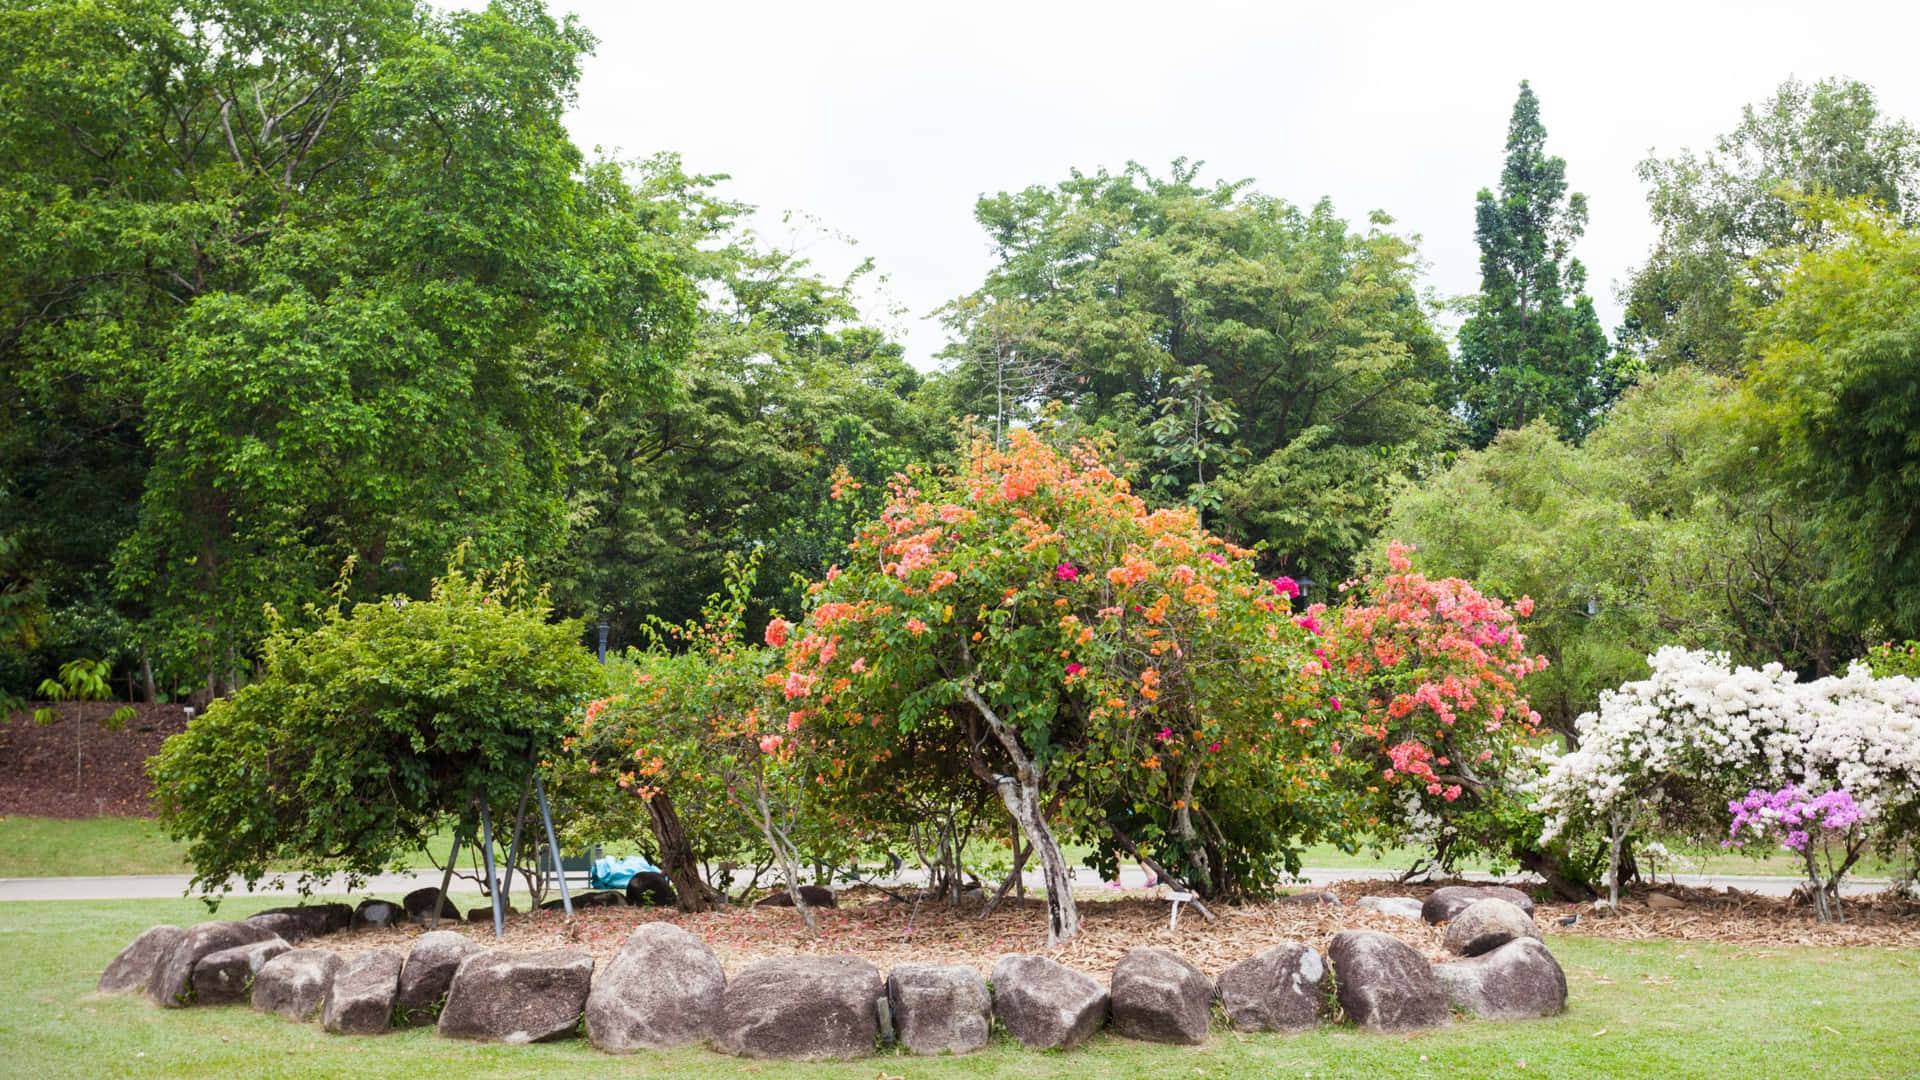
[{"xmin": 1726, "ymin": 785, "xmax": 1867, "ymax": 922}]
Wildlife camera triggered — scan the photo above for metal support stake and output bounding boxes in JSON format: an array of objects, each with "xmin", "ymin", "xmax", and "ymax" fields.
[
  {"xmin": 500, "ymin": 772, "xmax": 533, "ymax": 913},
  {"xmin": 429, "ymin": 832, "xmax": 461, "ymax": 931},
  {"xmin": 536, "ymin": 774, "xmax": 572, "ymax": 917},
  {"xmin": 479, "ymin": 793, "xmax": 504, "ymax": 939}
]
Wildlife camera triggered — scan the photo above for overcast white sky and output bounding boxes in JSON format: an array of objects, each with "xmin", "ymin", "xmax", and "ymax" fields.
[{"xmin": 526, "ymin": 0, "xmax": 1920, "ymax": 370}]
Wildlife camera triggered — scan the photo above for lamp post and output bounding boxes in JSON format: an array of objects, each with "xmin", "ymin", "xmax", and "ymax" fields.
[{"xmin": 596, "ymin": 616, "xmax": 609, "ymax": 666}]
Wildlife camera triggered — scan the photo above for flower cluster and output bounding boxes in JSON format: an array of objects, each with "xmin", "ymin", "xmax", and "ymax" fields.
[
  {"xmin": 1531, "ymin": 647, "xmax": 1920, "ymax": 850},
  {"xmin": 1726, "ymin": 785, "xmax": 1862, "ymax": 853},
  {"xmin": 1317, "ymin": 541, "xmax": 1547, "ymax": 856}
]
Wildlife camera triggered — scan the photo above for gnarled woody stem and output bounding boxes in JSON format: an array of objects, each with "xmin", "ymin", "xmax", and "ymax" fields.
[{"xmin": 960, "ymin": 683, "xmax": 1080, "ymax": 946}]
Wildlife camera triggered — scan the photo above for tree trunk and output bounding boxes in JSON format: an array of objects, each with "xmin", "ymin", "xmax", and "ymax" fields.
[
  {"xmin": 748, "ymin": 756, "xmax": 816, "ymax": 933},
  {"xmin": 646, "ymin": 791, "xmax": 720, "ymax": 913},
  {"xmin": 961, "ymin": 684, "xmax": 1078, "ymax": 946},
  {"xmin": 992, "ymin": 771, "xmax": 1078, "ymax": 946},
  {"xmin": 1606, "ymin": 809, "xmax": 1628, "ymax": 910},
  {"xmin": 1513, "ymin": 844, "xmax": 1597, "ymax": 903}
]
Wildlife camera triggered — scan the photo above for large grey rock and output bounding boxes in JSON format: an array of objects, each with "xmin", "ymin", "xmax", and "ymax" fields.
[
  {"xmin": 586, "ymin": 923, "xmax": 726, "ymax": 1052},
  {"xmin": 713, "ymin": 956, "xmax": 883, "ymax": 1060},
  {"xmin": 1433, "ymin": 937, "xmax": 1567, "ymax": 1020},
  {"xmin": 438, "ymin": 949, "xmax": 594, "ymax": 1044},
  {"xmin": 403, "ymin": 888, "xmax": 462, "ymax": 925},
  {"xmin": 1443, "ymin": 898, "xmax": 1543, "ymax": 957},
  {"xmin": 887, "ymin": 963, "xmax": 990, "ymax": 1056},
  {"xmin": 753, "ymin": 884, "xmax": 838, "ymax": 909},
  {"xmin": 323, "ymin": 947, "xmax": 403, "ymax": 1035},
  {"xmin": 624, "ymin": 872, "xmax": 678, "ymax": 908},
  {"xmin": 1422, "ymin": 885, "xmax": 1535, "ymax": 924},
  {"xmin": 396, "ymin": 930, "xmax": 483, "ymax": 1026},
  {"xmin": 241, "ymin": 913, "xmax": 308, "ymax": 943},
  {"xmin": 1110, "ymin": 947, "xmax": 1213, "ymax": 1045},
  {"xmin": 1217, "ymin": 942, "xmax": 1331, "ymax": 1033},
  {"xmin": 990, "ymin": 954, "xmax": 1108, "ymax": 1050},
  {"xmin": 1354, "ymin": 895, "xmax": 1425, "ymax": 921},
  {"xmin": 1327, "ymin": 930, "xmax": 1449, "ymax": 1032},
  {"xmin": 351, "ymin": 899, "xmax": 404, "ymax": 931},
  {"xmin": 146, "ymin": 921, "xmax": 281, "ymax": 1007},
  {"xmin": 191, "ymin": 936, "xmax": 291, "ymax": 1005},
  {"xmin": 247, "ymin": 903, "xmax": 351, "ymax": 941},
  {"xmin": 253, "ymin": 949, "xmax": 342, "ymax": 1021},
  {"xmin": 540, "ymin": 890, "xmax": 624, "ymax": 911},
  {"xmin": 99, "ymin": 925, "xmax": 185, "ymax": 995}
]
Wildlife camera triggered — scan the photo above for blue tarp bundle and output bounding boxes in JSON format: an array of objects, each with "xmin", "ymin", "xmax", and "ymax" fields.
[{"xmin": 588, "ymin": 855, "xmax": 660, "ymax": 890}]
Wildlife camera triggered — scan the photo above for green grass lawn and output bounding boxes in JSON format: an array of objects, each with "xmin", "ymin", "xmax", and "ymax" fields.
[
  {"xmin": 2, "ymin": 894, "xmax": 1916, "ymax": 1079},
  {"xmin": 0, "ymin": 818, "xmax": 467, "ymax": 879},
  {"xmin": 6, "ymin": 816, "xmax": 1907, "ymax": 887}
]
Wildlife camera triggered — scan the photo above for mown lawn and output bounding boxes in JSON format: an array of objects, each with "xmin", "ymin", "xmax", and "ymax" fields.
[
  {"xmin": 3, "ymin": 895, "xmax": 1916, "ymax": 1080},
  {"xmin": 0, "ymin": 818, "xmax": 464, "ymax": 879},
  {"xmin": 15, "ymin": 815, "xmax": 1902, "ymax": 884}
]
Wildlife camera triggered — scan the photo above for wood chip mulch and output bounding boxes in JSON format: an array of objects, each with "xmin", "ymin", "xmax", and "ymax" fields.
[
  {"xmin": 0, "ymin": 703, "xmax": 188, "ymax": 818},
  {"xmin": 307, "ymin": 878, "xmax": 1920, "ymax": 977}
]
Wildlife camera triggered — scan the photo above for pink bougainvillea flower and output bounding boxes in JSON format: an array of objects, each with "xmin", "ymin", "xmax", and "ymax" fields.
[
  {"xmin": 1270, "ymin": 576, "xmax": 1301, "ymax": 598},
  {"xmin": 1155, "ymin": 726, "xmax": 1173, "ymax": 742},
  {"xmin": 1329, "ymin": 697, "xmax": 1341, "ymax": 711},
  {"xmin": 758, "ymin": 734, "xmax": 784, "ymax": 755},
  {"xmin": 1055, "ymin": 563, "xmax": 1079, "ymax": 581},
  {"xmin": 1065, "ymin": 662, "xmax": 1084, "ymax": 676},
  {"xmin": 905, "ymin": 617, "xmax": 928, "ymax": 635},
  {"xmin": 1202, "ymin": 552, "xmax": 1226, "ymax": 566},
  {"xmin": 1295, "ymin": 615, "xmax": 1322, "ymax": 634},
  {"xmin": 1209, "ymin": 742, "xmax": 1221, "ymax": 753},
  {"xmin": 763, "ymin": 617, "xmax": 792, "ymax": 648}
]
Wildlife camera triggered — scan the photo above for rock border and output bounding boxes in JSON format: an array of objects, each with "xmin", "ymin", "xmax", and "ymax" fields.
[{"xmin": 97, "ymin": 892, "xmax": 1568, "ymax": 1058}]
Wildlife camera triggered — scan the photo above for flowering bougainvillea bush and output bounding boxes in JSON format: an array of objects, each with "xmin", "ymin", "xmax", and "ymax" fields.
[
  {"xmin": 774, "ymin": 430, "xmax": 1352, "ymax": 944},
  {"xmin": 1318, "ymin": 542, "xmax": 1555, "ymax": 880},
  {"xmin": 1531, "ymin": 646, "xmax": 1920, "ymax": 916},
  {"xmin": 562, "ymin": 554, "xmax": 858, "ymax": 928}
]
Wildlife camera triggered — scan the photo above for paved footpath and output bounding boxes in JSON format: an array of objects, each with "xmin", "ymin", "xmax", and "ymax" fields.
[{"xmin": 0, "ymin": 865, "xmax": 1891, "ymax": 902}]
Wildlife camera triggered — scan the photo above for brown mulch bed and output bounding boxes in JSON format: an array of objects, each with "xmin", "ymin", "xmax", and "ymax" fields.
[
  {"xmin": 0, "ymin": 703, "xmax": 189, "ymax": 818},
  {"xmin": 312, "ymin": 879, "xmax": 1920, "ymax": 977}
]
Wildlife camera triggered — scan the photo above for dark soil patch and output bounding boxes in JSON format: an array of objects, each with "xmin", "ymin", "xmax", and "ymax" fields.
[{"xmin": 0, "ymin": 702, "xmax": 190, "ymax": 818}]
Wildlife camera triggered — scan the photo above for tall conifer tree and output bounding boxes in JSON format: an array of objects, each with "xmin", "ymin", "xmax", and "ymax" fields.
[{"xmin": 1453, "ymin": 82, "xmax": 1619, "ymax": 447}]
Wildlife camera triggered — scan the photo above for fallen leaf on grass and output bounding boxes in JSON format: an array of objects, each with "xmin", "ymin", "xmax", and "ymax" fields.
[{"xmin": 1591, "ymin": 1029, "xmax": 1608, "ymax": 1037}]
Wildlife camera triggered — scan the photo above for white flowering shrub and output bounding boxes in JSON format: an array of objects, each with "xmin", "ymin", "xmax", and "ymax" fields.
[{"xmin": 1530, "ymin": 646, "xmax": 1920, "ymax": 907}]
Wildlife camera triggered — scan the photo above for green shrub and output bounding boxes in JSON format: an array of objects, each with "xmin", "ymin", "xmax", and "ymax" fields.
[{"xmin": 149, "ymin": 559, "xmax": 601, "ymax": 902}]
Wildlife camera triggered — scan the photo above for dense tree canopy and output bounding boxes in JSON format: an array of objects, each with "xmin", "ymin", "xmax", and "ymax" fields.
[
  {"xmin": 1619, "ymin": 77, "xmax": 1920, "ymax": 373},
  {"xmin": 1739, "ymin": 200, "xmax": 1920, "ymax": 639},
  {"xmin": 0, "ymin": 0, "xmax": 693, "ymax": 694},
  {"xmin": 543, "ymin": 157, "xmax": 928, "ymax": 643},
  {"xmin": 1380, "ymin": 369, "xmax": 1860, "ymax": 731},
  {"xmin": 935, "ymin": 160, "xmax": 1452, "ymax": 584}
]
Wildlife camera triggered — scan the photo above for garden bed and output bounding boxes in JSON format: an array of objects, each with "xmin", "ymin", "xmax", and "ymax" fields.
[
  {"xmin": 0, "ymin": 703, "xmax": 189, "ymax": 819},
  {"xmin": 311, "ymin": 879, "xmax": 1920, "ymax": 977}
]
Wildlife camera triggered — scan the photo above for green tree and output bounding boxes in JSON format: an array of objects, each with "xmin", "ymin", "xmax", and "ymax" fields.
[
  {"xmin": 546, "ymin": 157, "xmax": 924, "ymax": 643},
  {"xmin": 935, "ymin": 160, "xmax": 1452, "ymax": 583},
  {"xmin": 1380, "ymin": 369, "xmax": 1858, "ymax": 735},
  {"xmin": 1620, "ymin": 77, "xmax": 1920, "ymax": 373},
  {"xmin": 149, "ymin": 558, "xmax": 603, "ymax": 901},
  {"xmin": 0, "ymin": 0, "xmax": 693, "ymax": 696},
  {"xmin": 1453, "ymin": 82, "xmax": 1622, "ymax": 447},
  {"xmin": 1740, "ymin": 199, "xmax": 1920, "ymax": 638}
]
